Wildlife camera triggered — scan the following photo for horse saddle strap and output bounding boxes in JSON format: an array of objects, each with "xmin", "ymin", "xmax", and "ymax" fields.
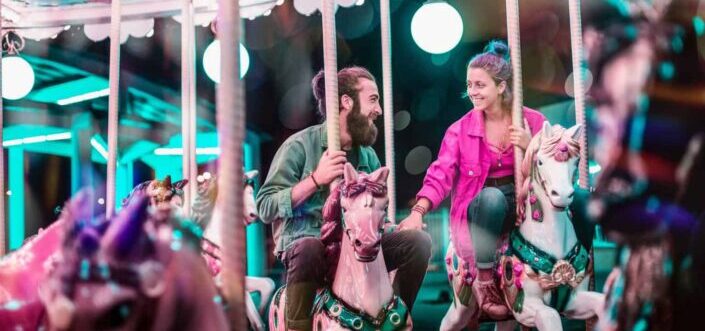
[
  {"xmin": 509, "ymin": 230, "xmax": 589, "ymax": 278},
  {"xmin": 315, "ymin": 288, "xmax": 408, "ymax": 331}
]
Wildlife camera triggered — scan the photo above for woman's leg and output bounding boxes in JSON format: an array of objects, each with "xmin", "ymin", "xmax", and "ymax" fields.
[{"xmin": 469, "ymin": 187, "xmax": 509, "ymax": 268}]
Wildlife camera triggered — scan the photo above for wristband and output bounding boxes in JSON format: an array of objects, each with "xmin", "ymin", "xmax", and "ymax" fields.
[
  {"xmin": 310, "ymin": 172, "xmax": 321, "ymax": 189},
  {"xmin": 411, "ymin": 204, "xmax": 427, "ymax": 216}
]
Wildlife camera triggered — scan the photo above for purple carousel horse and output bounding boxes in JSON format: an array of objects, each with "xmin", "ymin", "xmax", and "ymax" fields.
[
  {"xmin": 1, "ymin": 189, "xmax": 228, "ymax": 330},
  {"xmin": 441, "ymin": 123, "xmax": 605, "ymax": 331},
  {"xmin": 269, "ymin": 164, "xmax": 412, "ymax": 331}
]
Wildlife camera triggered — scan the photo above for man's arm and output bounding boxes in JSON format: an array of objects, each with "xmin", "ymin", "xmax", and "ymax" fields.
[{"xmin": 256, "ymin": 141, "xmax": 306, "ymax": 224}]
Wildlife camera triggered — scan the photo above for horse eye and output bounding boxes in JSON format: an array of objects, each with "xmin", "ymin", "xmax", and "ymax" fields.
[
  {"xmin": 96, "ymin": 300, "xmax": 135, "ymax": 329},
  {"xmin": 538, "ymin": 159, "xmax": 543, "ymax": 166}
]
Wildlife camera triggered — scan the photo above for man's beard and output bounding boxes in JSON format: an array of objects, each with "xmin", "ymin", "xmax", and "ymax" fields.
[{"xmin": 347, "ymin": 103, "xmax": 378, "ymax": 147}]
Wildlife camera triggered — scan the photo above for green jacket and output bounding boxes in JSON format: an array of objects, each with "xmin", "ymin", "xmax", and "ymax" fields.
[{"xmin": 256, "ymin": 123, "xmax": 381, "ymax": 254}]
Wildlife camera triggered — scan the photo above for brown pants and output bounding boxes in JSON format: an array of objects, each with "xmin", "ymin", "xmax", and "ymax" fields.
[{"xmin": 281, "ymin": 229, "xmax": 432, "ymax": 331}]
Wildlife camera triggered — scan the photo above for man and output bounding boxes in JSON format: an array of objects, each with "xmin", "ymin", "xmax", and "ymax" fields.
[{"xmin": 257, "ymin": 66, "xmax": 431, "ymax": 331}]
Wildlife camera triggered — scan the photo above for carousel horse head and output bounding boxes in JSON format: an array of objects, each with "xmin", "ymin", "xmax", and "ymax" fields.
[
  {"xmin": 518, "ymin": 122, "xmax": 582, "ymax": 219},
  {"xmin": 322, "ymin": 163, "xmax": 389, "ymax": 264},
  {"xmin": 192, "ymin": 170, "xmax": 260, "ymax": 231},
  {"xmin": 122, "ymin": 176, "xmax": 188, "ymax": 212},
  {"xmin": 39, "ymin": 189, "xmax": 227, "ymax": 331}
]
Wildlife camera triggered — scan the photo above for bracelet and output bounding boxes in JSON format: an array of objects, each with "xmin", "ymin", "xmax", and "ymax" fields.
[
  {"xmin": 411, "ymin": 204, "xmax": 427, "ymax": 216},
  {"xmin": 310, "ymin": 172, "xmax": 321, "ymax": 190}
]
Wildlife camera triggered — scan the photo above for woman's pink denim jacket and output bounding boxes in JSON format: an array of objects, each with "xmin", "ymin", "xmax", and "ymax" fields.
[{"xmin": 416, "ymin": 107, "xmax": 546, "ymax": 279}]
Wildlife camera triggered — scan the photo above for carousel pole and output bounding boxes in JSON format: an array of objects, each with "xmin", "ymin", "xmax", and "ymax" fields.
[
  {"xmin": 505, "ymin": 0, "xmax": 524, "ymax": 193},
  {"xmin": 380, "ymin": 0, "xmax": 396, "ymax": 222},
  {"xmin": 321, "ymin": 0, "xmax": 340, "ymax": 153},
  {"xmin": 0, "ymin": 0, "xmax": 6, "ymax": 255},
  {"xmin": 106, "ymin": 0, "xmax": 122, "ymax": 218},
  {"xmin": 181, "ymin": 0, "xmax": 196, "ymax": 216},
  {"xmin": 568, "ymin": 0, "xmax": 589, "ymax": 189},
  {"xmin": 216, "ymin": 0, "xmax": 247, "ymax": 328}
]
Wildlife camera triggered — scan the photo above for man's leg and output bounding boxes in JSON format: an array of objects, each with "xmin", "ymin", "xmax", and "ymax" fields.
[
  {"xmin": 282, "ymin": 237, "xmax": 326, "ymax": 331},
  {"xmin": 382, "ymin": 229, "xmax": 432, "ymax": 310}
]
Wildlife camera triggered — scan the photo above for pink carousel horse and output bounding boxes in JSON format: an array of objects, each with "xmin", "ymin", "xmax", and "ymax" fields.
[
  {"xmin": 441, "ymin": 123, "xmax": 605, "ymax": 331},
  {"xmin": 269, "ymin": 164, "xmax": 412, "ymax": 331},
  {"xmin": 192, "ymin": 170, "xmax": 276, "ymax": 331}
]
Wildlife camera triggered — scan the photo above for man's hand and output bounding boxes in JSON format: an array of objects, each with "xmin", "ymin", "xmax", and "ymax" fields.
[
  {"xmin": 314, "ymin": 150, "xmax": 347, "ymax": 185},
  {"xmin": 397, "ymin": 212, "xmax": 425, "ymax": 231}
]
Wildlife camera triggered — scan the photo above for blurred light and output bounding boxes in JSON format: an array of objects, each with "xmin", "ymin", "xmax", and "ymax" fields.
[
  {"xmin": 405, "ymin": 146, "xmax": 433, "ymax": 175},
  {"xmin": 411, "ymin": 1, "xmax": 463, "ymax": 54},
  {"xmin": 564, "ymin": 69, "xmax": 593, "ymax": 97},
  {"xmin": 394, "ymin": 111, "xmax": 411, "ymax": 131},
  {"xmin": 154, "ymin": 147, "xmax": 221, "ymax": 155},
  {"xmin": 589, "ymin": 163, "xmax": 602, "ymax": 174},
  {"xmin": 98, "ymin": 198, "xmax": 105, "ymax": 205},
  {"xmin": 146, "ymin": 29, "xmax": 155, "ymax": 38},
  {"xmin": 203, "ymin": 40, "xmax": 250, "ymax": 83},
  {"xmin": 6, "ymin": 191, "xmax": 10, "ymax": 196},
  {"xmin": 693, "ymin": 16, "xmax": 704, "ymax": 36},
  {"xmin": 90, "ymin": 137, "xmax": 109, "ymax": 159},
  {"xmin": 658, "ymin": 61, "xmax": 675, "ymax": 80},
  {"xmin": 2, "ymin": 56, "xmax": 35, "ymax": 100},
  {"xmin": 2, "ymin": 132, "xmax": 71, "ymax": 147},
  {"xmin": 355, "ymin": 0, "xmax": 365, "ymax": 5},
  {"xmin": 57, "ymin": 88, "xmax": 110, "ymax": 105}
]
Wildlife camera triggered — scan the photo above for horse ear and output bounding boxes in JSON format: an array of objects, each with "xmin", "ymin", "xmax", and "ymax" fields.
[
  {"xmin": 541, "ymin": 121, "xmax": 553, "ymax": 139},
  {"xmin": 368, "ymin": 167, "xmax": 390, "ymax": 184},
  {"xmin": 163, "ymin": 175, "xmax": 172, "ymax": 187},
  {"xmin": 566, "ymin": 124, "xmax": 583, "ymax": 141},
  {"xmin": 102, "ymin": 193, "xmax": 152, "ymax": 261},
  {"xmin": 173, "ymin": 179, "xmax": 188, "ymax": 190},
  {"xmin": 343, "ymin": 162, "xmax": 357, "ymax": 185}
]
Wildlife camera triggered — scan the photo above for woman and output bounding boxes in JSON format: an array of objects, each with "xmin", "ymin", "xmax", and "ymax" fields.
[{"xmin": 398, "ymin": 40, "xmax": 547, "ymax": 319}]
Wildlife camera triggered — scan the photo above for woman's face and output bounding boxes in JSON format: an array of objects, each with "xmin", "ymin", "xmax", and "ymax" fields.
[{"xmin": 466, "ymin": 67, "xmax": 505, "ymax": 112}]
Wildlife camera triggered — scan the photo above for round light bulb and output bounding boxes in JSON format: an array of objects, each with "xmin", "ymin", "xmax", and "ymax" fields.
[
  {"xmin": 2, "ymin": 56, "xmax": 35, "ymax": 100},
  {"xmin": 411, "ymin": 2, "xmax": 463, "ymax": 54},
  {"xmin": 203, "ymin": 41, "xmax": 250, "ymax": 83}
]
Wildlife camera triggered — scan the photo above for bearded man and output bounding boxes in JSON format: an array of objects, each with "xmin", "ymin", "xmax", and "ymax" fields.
[{"xmin": 257, "ymin": 66, "xmax": 431, "ymax": 331}]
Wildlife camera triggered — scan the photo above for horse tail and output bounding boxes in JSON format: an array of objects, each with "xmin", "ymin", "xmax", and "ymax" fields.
[{"xmin": 320, "ymin": 184, "xmax": 343, "ymax": 284}]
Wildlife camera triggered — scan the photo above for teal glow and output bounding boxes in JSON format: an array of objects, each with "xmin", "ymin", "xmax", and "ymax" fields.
[
  {"xmin": 203, "ymin": 41, "xmax": 250, "ymax": 83},
  {"xmin": 8, "ymin": 148, "xmax": 24, "ymax": 250},
  {"xmin": 589, "ymin": 161, "xmax": 602, "ymax": 174},
  {"xmin": 629, "ymin": 95, "xmax": 649, "ymax": 152},
  {"xmin": 694, "ymin": 16, "xmax": 705, "ymax": 36},
  {"xmin": 115, "ymin": 162, "xmax": 133, "ymax": 211},
  {"xmin": 411, "ymin": 1, "xmax": 463, "ymax": 54},
  {"xmin": 244, "ymin": 143, "xmax": 265, "ymax": 276},
  {"xmin": 658, "ymin": 61, "xmax": 675, "ymax": 80},
  {"xmin": 2, "ymin": 56, "xmax": 35, "ymax": 100},
  {"xmin": 90, "ymin": 135, "xmax": 109, "ymax": 160},
  {"xmin": 28, "ymin": 76, "xmax": 108, "ymax": 104}
]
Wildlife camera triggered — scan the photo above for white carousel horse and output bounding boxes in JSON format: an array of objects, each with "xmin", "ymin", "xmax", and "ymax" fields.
[
  {"xmin": 192, "ymin": 170, "xmax": 275, "ymax": 331},
  {"xmin": 269, "ymin": 164, "xmax": 412, "ymax": 331},
  {"xmin": 441, "ymin": 123, "xmax": 605, "ymax": 331}
]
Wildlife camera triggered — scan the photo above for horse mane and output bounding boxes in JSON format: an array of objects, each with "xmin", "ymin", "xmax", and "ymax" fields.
[
  {"xmin": 517, "ymin": 125, "xmax": 580, "ymax": 222},
  {"xmin": 192, "ymin": 177, "xmax": 218, "ymax": 228},
  {"xmin": 320, "ymin": 184, "xmax": 343, "ymax": 284}
]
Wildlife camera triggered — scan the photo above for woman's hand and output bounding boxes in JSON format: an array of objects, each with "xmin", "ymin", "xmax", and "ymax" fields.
[{"xmin": 509, "ymin": 118, "xmax": 532, "ymax": 150}]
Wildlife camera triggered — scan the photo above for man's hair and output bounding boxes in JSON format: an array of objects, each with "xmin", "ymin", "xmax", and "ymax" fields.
[
  {"xmin": 311, "ymin": 66, "xmax": 376, "ymax": 119},
  {"xmin": 467, "ymin": 40, "xmax": 513, "ymax": 109}
]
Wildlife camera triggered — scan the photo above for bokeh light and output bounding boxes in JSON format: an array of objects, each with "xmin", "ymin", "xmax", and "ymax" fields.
[
  {"xmin": 411, "ymin": 1, "xmax": 463, "ymax": 54},
  {"xmin": 203, "ymin": 40, "xmax": 250, "ymax": 83},
  {"xmin": 2, "ymin": 56, "xmax": 35, "ymax": 100}
]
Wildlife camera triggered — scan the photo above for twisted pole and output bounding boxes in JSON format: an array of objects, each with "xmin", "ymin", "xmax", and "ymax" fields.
[
  {"xmin": 568, "ymin": 0, "xmax": 589, "ymax": 189},
  {"xmin": 106, "ymin": 0, "xmax": 122, "ymax": 218},
  {"xmin": 216, "ymin": 0, "xmax": 247, "ymax": 328},
  {"xmin": 505, "ymin": 0, "xmax": 525, "ymax": 191},
  {"xmin": 380, "ymin": 0, "xmax": 396, "ymax": 222},
  {"xmin": 321, "ymin": 0, "xmax": 340, "ymax": 153}
]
